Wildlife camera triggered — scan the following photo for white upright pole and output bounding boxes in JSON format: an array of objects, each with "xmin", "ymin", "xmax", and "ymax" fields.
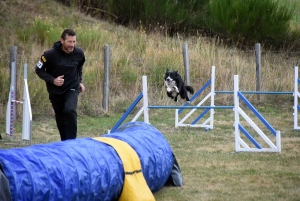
[
  {"xmin": 276, "ymin": 131, "xmax": 281, "ymax": 153},
  {"xmin": 210, "ymin": 66, "xmax": 215, "ymax": 129},
  {"xmin": 22, "ymin": 63, "xmax": 32, "ymax": 145},
  {"xmin": 175, "ymin": 109, "xmax": 178, "ymax": 127},
  {"xmin": 294, "ymin": 66, "xmax": 299, "ymax": 129},
  {"xmin": 234, "ymin": 75, "xmax": 240, "ymax": 151},
  {"xmin": 142, "ymin": 76, "xmax": 149, "ymax": 124}
]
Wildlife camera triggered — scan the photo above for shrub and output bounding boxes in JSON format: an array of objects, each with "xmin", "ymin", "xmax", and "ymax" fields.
[
  {"xmin": 55, "ymin": 0, "xmax": 209, "ymax": 35},
  {"xmin": 21, "ymin": 16, "xmax": 62, "ymax": 46},
  {"xmin": 205, "ymin": 0, "xmax": 295, "ymax": 48},
  {"xmin": 106, "ymin": 0, "xmax": 209, "ymax": 35}
]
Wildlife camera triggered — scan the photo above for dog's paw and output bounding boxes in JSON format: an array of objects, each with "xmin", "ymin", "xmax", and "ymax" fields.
[
  {"xmin": 166, "ymin": 87, "xmax": 172, "ymax": 92},
  {"xmin": 174, "ymin": 86, "xmax": 179, "ymax": 93}
]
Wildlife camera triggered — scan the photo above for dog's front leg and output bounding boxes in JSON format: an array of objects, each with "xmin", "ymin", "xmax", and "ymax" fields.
[
  {"xmin": 173, "ymin": 86, "xmax": 179, "ymax": 93},
  {"xmin": 174, "ymin": 94, "xmax": 178, "ymax": 102},
  {"xmin": 166, "ymin": 88, "xmax": 175, "ymax": 99},
  {"xmin": 167, "ymin": 92, "xmax": 174, "ymax": 99}
]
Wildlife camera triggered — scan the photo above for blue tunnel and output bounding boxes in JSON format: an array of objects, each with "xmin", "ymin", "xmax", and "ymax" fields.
[{"xmin": 0, "ymin": 122, "xmax": 180, "ymax": 201}]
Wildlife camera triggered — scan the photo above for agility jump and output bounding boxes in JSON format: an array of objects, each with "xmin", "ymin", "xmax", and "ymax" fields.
[
  {"xmin": 233, "ymin": 75, "xmax": 281, "ymax": 152},
  {"xmin": 110, "ymin": 73, "xmax": 281, "ymax": 153},
  {"xmin": 5, "ymin": 62, "xmax": 32, "ymax": 144},
  {"xmin": 175, "ymin": 66, "xmax": 299, "ymax": 130},
  {"xmin": 175, "ymin": 66, "xmax": 216, "ymax": 129}
]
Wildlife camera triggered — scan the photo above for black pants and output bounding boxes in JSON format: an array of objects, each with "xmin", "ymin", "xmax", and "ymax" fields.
[{"xmin": 49, "ymin": 89, "xmax": 79, "ymax": 141}]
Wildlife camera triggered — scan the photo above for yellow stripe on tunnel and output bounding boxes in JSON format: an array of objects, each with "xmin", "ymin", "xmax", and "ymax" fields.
[{"xmin": 93, "ymin": 137, "xmax": 155, "ymax": 201}]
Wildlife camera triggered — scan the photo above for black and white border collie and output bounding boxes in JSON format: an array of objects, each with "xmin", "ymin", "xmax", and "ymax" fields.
[{"xmin": 164, "ymin": 69, "xmax": 194, "ymax": 102}]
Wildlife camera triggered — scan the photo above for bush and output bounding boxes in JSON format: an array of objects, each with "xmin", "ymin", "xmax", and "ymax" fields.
[
  {"xmin": 107, "ymin": 0, "xmax": 209, "ymax": 35},
  {"xmin": 205, "ymin": 0, "xmax": 295, "ymax": 48},
  {"xmin": 55, "ymin": 0, "xmax": 209, "ymax": 35}
]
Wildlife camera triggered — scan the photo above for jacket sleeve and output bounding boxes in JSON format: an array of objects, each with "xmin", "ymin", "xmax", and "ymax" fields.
[
  {"xmin": 77, "ymin": 52, "xmax": 85, "ymax": 83},
  {"xmin": 35, "ymin": 54, "xmax": 55, "ymax": 84}
]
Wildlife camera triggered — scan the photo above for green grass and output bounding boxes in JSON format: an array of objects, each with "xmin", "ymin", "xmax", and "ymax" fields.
[
  {"xmin": 278, "ymin": 0, "xmax": 300, "ymax": 24},
  {"xmin": 1, "ymin": 102, "xmax": 299, "ymax": 200},
  {"xmin": 151, "ymin": 104, "xmax": 299, "ymax": 201}
]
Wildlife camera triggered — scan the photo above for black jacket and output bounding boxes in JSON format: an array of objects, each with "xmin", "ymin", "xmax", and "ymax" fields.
[{"xmin": 35, "ymin": 41, "xmax": 85, "ymax": 95}]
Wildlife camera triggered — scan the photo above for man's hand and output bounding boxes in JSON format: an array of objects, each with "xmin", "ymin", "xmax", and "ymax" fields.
[
  {"xmin": 54, "ymin": 75, "xmax": 64, "ymax": 86},
  {"xmin": 79, "ymin": 83, "xmax": 86, "ymax": 93}
]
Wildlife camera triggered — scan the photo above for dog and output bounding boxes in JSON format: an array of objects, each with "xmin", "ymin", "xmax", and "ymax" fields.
[{"xmin": 164, "ymin": 69, "xmax": 194, "ymax": 102}]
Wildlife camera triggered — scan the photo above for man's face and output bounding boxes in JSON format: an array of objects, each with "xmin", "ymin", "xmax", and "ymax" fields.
[{"xmin": 60, "ymin": 35, "xmax": 76, "ymax": 53}]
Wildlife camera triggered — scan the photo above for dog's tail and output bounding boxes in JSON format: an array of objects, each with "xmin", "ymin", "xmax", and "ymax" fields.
[{"xmin": 185, "ymin": 86, "xmax": 194, "ymax": 94}]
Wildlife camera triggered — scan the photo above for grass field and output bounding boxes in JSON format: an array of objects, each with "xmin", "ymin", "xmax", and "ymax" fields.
[
  {"xmin": 1, "ymin": 99, "xmax": 299, "ymax": 200},
  {"xmin": 1, "ymin": 0, "xmax": 300, "ymax": 200}
]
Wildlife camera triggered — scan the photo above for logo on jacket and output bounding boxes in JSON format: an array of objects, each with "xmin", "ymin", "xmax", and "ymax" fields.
[
  {"xmin": 36, "ymin": 60, "xmax": 43, "ymax": 69},
  {"xmin": 41, "ymin": 56, "xmax": 46, "ymax": 62}
]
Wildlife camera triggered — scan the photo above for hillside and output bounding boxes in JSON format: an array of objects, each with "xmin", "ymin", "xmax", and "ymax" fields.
[
  {"xmin": 0, "ymin": 0, "xmax": 101, "ymax": 58},
  {"xmin": 0, "ymin": 0, "xmax": 133, "ymax": 116},
  {"xmin": 1, "ymin": 0, "xmax": 300, "ymax": 119}
]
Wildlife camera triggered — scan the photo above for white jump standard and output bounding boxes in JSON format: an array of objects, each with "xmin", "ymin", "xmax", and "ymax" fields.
[
  {"xmin": 5, "ymin": 62, "xmax": 32, "ymax": 145},
  {"xmin": 293, "ymin": 66, "xmax": 300, "ymax": 129},
  {"xmin": 234, "ymin": 75, "xmax": 281, "ymax": 152}
]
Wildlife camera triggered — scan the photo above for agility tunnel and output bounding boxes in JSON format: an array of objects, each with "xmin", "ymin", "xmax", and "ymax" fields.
[{"xmin": 0, "ymin": 122, "xmax": 182, "ymax": 201}]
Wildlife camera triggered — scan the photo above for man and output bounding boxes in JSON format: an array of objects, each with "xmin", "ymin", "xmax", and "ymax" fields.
[{"xmin": 35, "ymin": 28, "xmax": 86, "ymax": 141}]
